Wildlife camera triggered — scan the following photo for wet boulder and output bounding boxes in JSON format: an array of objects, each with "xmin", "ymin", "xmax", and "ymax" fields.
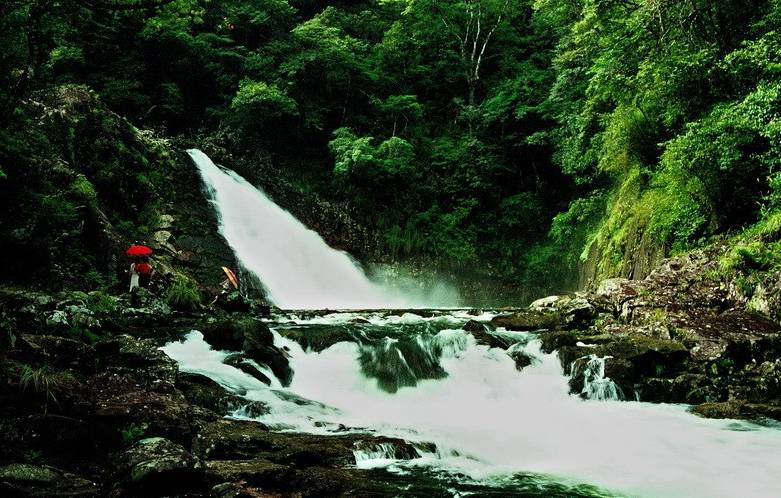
[
  {"xmin": 201, "ymin": 317, "xmax": 273, "ymax": 352},
  {"xmin": 470, "ymin": 329, "xmax": 512, "ymax": 349},
  {"xmin": 593, "ymin": 336, "xmax": 689, "ymax": 377},
  {"xmin": 690, "ymin": 400, "xmax": 746, "ymax": 419},
  {"xmin": 194, "ymin": 419, "xmax": 419, "ymax": 470},
  {"xmin": 223, "ymin": 354, "xmax": 272, "ymax": 385},
  {"xmin": 197, "ymin": 418, "xmax": 360, "ymax": 467},
  {"xmin": 276, "ymin": 324, "xmax": 354, "ymax": 352},
  {"xmin": 358, "ymin": 337, "xmax": 446, "ymax": 393},
  {"xmin": 244, "ymin": 346, "xmax": 292, "ymax": 387},
  {"xmin": 462, "ymin": 320, "xmax": 488, "ymax": 333},
  {"xmin": 200, "ymin": 318, "xmax": 292, "ymax": 385},
  {"xmin": 508, "ymin": 349, "xmax": 534, "ymax": 371},
  {"xmin": 193, "ymin": 419, "xmax": 272, "ymax": 461}
]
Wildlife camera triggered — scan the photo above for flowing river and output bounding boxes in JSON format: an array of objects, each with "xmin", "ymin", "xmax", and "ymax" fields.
[{"xmin": 170, "ymin": 150, "xmax": 781, "ymax": 497}]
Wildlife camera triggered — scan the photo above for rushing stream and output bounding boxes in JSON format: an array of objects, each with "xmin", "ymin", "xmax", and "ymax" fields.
[
  {"xmin": 174, "ymin": 150, "xmax": 781, "ymax": 497},
  {"xmin": 162, "ymin": 311, "xmax": 781, "ymax": 498}
]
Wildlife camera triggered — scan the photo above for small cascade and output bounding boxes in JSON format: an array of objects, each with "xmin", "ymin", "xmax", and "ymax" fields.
[
  {"xmin": 353, "ymin": 443, "xmax": 404, "ymax": 469},
  {"xmin": 572, "ymin": 355, "xmax": 623, "ymax": 401}
]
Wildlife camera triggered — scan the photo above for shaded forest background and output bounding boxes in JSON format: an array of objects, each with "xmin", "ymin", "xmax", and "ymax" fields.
[{"xmin": 2, "ymin": 0, "xmax": 781, "ymax": 299}]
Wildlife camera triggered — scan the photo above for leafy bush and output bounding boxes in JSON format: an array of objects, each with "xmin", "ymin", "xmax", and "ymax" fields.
[{"xmin": 165, "ymin": 274, "xmax": 202, "ymax": 311}]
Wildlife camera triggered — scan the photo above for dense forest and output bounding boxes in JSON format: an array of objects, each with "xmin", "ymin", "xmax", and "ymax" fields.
[{"xmin": 2, "ymin": 0, "xmax": 781, "ymax": 296}]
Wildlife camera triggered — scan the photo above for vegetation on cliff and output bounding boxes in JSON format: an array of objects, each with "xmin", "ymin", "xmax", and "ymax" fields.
[{"xmin": 2, "ymin": 1, "xmax": 781, "ymax": 296}]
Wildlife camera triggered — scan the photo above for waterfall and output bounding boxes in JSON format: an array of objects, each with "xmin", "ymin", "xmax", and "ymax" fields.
[{"xmin": 188, "ymin": 149, "xmax": 456, "ymax": 309}]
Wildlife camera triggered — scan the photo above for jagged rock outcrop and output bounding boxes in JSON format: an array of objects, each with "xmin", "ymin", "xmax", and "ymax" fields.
[{"xmin": 514, "ymin": 245, "xmax": 781, "ymax": 418}]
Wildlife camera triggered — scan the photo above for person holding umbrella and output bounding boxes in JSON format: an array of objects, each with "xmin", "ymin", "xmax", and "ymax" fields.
[
  {"xmin": 211, "ymin": 266, "xmax": 239, "ymax": 305},
  {"xmin": 126, "ymin": 244, "xmax": 154, "ymax": 292}
]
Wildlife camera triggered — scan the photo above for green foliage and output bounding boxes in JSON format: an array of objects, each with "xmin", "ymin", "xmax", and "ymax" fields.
[
  {"xmin": 231, "ymin": 79, "xmax": 298, "ymax": 119},
  {"xmin": 165, "ymin": 274, "xmax": 202, "ymax": 311},
  {"xmin": 69, "ymin": 175, "xmax": 97, "ymax": 203},
  {"xmin": 330, "ymin": 128, "xmax": 376, "ymax": 177},
  {"xmin": 18, "ymin": 364, "xmax": 76, "ymax": 413},
  {"xmin": 121, "ymin": 422, "xmax": 148, "ymax": 445},
  {"xmin": 86, "ymin": 291, "xmax": 119, "ymax": 314}
]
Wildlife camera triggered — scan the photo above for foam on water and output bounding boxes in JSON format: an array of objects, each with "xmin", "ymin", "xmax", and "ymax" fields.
[{"xmin": 161, "ymin": 313, "xmax": 781, "ymax": 498}]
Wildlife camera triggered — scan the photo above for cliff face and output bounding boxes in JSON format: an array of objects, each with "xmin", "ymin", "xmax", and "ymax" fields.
[{"xmin": 0, "ymin": 85, "xmax": 236, "ymax": 295}]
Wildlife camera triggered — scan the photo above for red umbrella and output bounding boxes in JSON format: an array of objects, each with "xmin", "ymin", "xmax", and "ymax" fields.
[{"xmin": 126, "ymin": 245, "xmax": 153, "ymax": 257}]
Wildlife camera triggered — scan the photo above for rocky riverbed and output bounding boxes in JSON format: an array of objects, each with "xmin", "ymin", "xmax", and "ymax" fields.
[{"xmin": 1, "ymin": 246, "xmax": 781, "ymax": 496}]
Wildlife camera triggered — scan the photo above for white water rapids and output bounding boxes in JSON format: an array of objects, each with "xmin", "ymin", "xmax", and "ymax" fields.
[
  {"xmin": 161, "ymin": 312, "xmax": 781, "ymax": 498},
  {"xmin": 188, "ymin": 149, "xmax": 457, "ymax": 309}
]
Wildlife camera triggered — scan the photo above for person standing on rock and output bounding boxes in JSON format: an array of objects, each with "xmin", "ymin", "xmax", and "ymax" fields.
[
  {"xmin": 211, "ymin": 266, "xmax": 239, "ymax": 305},
  {"xmin": 126, "ymin": 244, "xmax": 154, "ymax": 293}
]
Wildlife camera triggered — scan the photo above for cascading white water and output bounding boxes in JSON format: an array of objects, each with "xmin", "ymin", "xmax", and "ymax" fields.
[
  {"xmin": 161, "ymin": 312, "xmax": 781, "ymax": 498},
  {"xmin": 574, "ymin": 355, "xmax": 623, "ymax": 401},
  {"xmin": 188, "ymin": 149, "xmax": 457, "ymax": 309}
]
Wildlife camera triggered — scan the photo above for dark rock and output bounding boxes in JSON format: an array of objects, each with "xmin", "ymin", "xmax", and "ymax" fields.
[
  {"xmin": 358, "ymin": 337, "xmax": 446, "ymax": 393},
  {"xmin": 691, "ymin": 400, "xmax": 746, "ymax": 419},
  {"xmin": 201, "ymin": 318, "xmax": 273, "ymax": 352},
  {"xmin": 529, "ymin": 295, "xmax": 597, "ymax": 328},
  {"xmin": 95, "ymin": 335, "xmax": 178, "ymax": 392},
  {"xmin": 601, "ymin": 357, "xmax": 636, "ymax": 398},
  {"xmin": 0, "ymin": 463, "xmax": 98, "ymax": 497},
  {"xmin": 276, "ymin": 324, "xmax": 354, "ymax": 353},
  {"xmin": 593, "ymin": 336, "xmax": 689, "ymax": 377},
  {"xmin": 556, "ymin": 345, "xmax": 592, "ymax": 370},
  {"xmin": 490, "ymin": 310, "xmax": 561, "ymax": 331},
  {"xmin": 194, "ymin": 419, "xmax": 422, "ymax": 470},
  {"xmin": 13, "ymin": 335, "xmax": 96, "ymax": 373},
  {"xmin": 204, "ymin": 460, "xmax": 292, "ymax": 488},
  {"xmin": 114, "ymin": 437, "xmax": 201, "ymax": 495},
  {"xmin": 192, "ymin": 419, "xmax": 272, "ymax": 461},
  {"xmin": 90, "ymin": 370, "xmax": 214, "ymax": 446},
  {"xmin": 176, "ymin": 372, "xmax": 247, "ymax": 414},
  {"xmin": 11, "ymin": 414, "xmax": 98, "ymax": 462},
  {"xmin": 462, "ymin": 320, "xmax": 487, "ymax": 333},
  {"xmin": 470, "ymin": 329, "xmax": 511, "ymax": 349},
  {"xmin": 223, "ymin": 354, "xmax": 272, "ymax": 385},
  {"xmin": 539, "ymin": 331, "xmax": 578, "ymax": 353},
  {"xmin": 200, "ymin": 318, "xmax": 292, "ymax": 386},
  {"xmin": 245, "ymin": 346, "xmax": 292, "ymax": 387},
  {"xmin": 508, "ymin": 349, "xmax": 533, "ymax": 371}
]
